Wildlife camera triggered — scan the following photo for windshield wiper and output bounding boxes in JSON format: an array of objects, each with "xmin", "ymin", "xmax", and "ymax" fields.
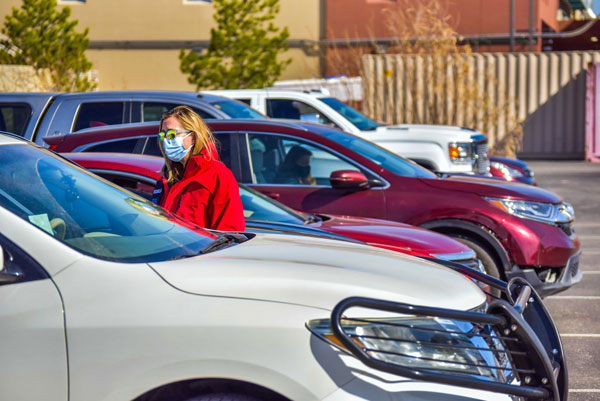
[{"xmin": 199, "ymin": 233, "xmax": 249, "ymax": 254}]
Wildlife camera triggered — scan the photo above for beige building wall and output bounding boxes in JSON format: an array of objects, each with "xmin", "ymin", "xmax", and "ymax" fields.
[{"xmin": 0, "ymin": 0, "xmax": 321, "ymax": 91}]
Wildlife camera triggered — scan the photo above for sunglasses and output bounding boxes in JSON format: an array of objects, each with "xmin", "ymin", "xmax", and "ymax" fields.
[{"xmin": 158, "ymin": 129, "xmax": 192, "ymax": 141}]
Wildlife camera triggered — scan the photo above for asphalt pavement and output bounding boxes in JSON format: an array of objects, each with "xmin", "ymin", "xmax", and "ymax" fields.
[{"xmin": 527, "ymin": 160, "xmax": 600, "ymax": 401}]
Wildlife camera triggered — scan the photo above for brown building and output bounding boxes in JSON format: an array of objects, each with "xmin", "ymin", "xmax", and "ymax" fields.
[
  {"xmin": 0, "ymin": 0, "xmax": 596, "ymax": 89},
  {"xmin": 324, "ymin": 0, "xmax": 596, "ymax": 76}
]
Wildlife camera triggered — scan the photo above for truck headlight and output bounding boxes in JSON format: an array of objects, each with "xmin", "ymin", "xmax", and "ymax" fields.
[
  {"xmin": 307, "ymin": 316, "xmax": 511, "ymax": 383},
  {"xmin": 485, "ymin": 197, "xmax": 575, "ymax": 225},
  {"xmin": 448, "ymin": 142, "xmax": 473, "ymax": 163}
]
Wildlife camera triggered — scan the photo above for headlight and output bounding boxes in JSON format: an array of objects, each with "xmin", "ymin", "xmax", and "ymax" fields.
[
  {"xmin": 485, "ymin": 197, "xmax": 575, "ymax": 225},
  {"xmin": 491, "ymin": 161, "xmax": 524, "ymax": 180},
  {"xmin": 448, "ymin": 142, "xmax": 473, "ymax": 163},
  {"xmin": 307, "ymin": 316, "xmax": 511, "ymax": 383}
]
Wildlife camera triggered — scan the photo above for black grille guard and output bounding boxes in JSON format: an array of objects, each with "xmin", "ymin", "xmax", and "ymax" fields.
[{"xmin": 330, "ymin": 263, "xmax": 567, "ymax": 400}]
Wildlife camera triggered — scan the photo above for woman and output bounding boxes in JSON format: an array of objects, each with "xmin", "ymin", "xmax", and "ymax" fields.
[
  {"xmin": 276, "ymin": 145, "xmax": 316, "ymax": 185},
  {"xmin": 152, "ymin": 105, "xmax": 245, "ymax": 231}
]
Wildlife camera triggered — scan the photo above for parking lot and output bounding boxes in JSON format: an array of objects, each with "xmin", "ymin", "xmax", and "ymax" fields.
[{"xmin": 528, "ymin": 160, "xmax": 600, "ymax": 400}]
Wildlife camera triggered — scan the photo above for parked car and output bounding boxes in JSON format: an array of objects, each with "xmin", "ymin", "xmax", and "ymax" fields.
[
  {"xmin": 203, "ymin": 89, "xmax": 490, "ymax": 175},
  {"xmin": 47, "ymin": 120, "xmax": 581, "ymax": 297},
  {"xmin": 0, "ymin": 132, "xmax": 567, "ymax": 401},
  {"xmin": 0, "ymin": 90, "xmax": 264, "ymax": 146},
  {"xmin": 64, "ymin": 152, "xmax": 485, "ymax": 271},
  {"xmin": 490, "ymin": 156, "xmax": 537, "ymax": 186}
]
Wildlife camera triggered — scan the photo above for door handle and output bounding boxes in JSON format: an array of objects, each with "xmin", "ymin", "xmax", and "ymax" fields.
[{"xmin": 265, "ymin": 192, "xmax": 280, "ymax": 200}]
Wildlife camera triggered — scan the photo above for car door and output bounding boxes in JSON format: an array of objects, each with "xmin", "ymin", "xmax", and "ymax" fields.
[
  {"xmin": 237, "ymin": 132, "xmax": 386, "ymax": 218},
  {"xmin": 0, "ymin": 232, "xmax": 67, "ymax": 401}
]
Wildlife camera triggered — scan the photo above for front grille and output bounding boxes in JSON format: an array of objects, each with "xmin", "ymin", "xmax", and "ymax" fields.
[
  {"xmin": 330, "ymin": 293, "xmax": 565, "ymax": 400},
  {"xmin": 571, "ymin": 258, "xmax": 580, "ymax": 278},
  {"xmin": 557, "ymin": 222, "xmax": 573, "ymax": 236},
  {"xmin": 474, "ymin": 141, "xmax": 490, "ymax": 175},
  {"xmin": 452, "ymin": 257, "xmax": 484, "ymax": 273}
]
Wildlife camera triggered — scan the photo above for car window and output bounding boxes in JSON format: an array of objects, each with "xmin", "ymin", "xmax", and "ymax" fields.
[
  {"xmin": 320, "ymin": 129, "xmax": 437, "ymax": 178},
  {"xmin": 209, "ymin": 99, "xmax": 265, "ymax": 119},
  {"xmin": 247, "ymin": 133, "xmax": 360, "ymax": 186},
  {"xmin": 93, "ymin": 172, "xmax": 155, "ymax": 200},
  {"xmin": 0, "ymin": 104, "xmax": 31, "ymax": 136},
  {"xmin": 73, "ymin": 102, "xmax": 126, "ymax": 132},
  {"xmin": 0, "ymin": 143, "xmax": 217, "ymax": 262},
  {"xmin": 239, "ymin": 185, "xmax": 305, "ymax": 224},
  {"xmin": 266, "ymin": 99, "xmax": 337, "ymax": 127},
  {"xmin": 84, "ymin": 138, "xmax": 140, "ymax": 154},
  {"xmin": 142, "ymin": 102, "xmax": 215, "ymax": 121},
  {"xmin": 319, "ymin": 97, "xmax": 379, "ymax": 131}
]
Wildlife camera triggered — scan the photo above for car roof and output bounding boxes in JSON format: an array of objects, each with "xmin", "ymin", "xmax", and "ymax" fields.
[
  {"xmin": 205, "ymin": 88, "xmax": 329, "ymax": 98},
  {"xmin": 0, "ymin": 131, "xmax": 32, "ymax": 145}
]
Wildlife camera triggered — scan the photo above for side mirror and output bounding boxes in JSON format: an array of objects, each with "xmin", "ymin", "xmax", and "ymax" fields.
[
  {"xmin": 0, "ymin": 245, "xmax": 23, "ymax": 284},
  {"xmin": 330, "ymin": 170, "xmax": 370, "ymax": 189}
]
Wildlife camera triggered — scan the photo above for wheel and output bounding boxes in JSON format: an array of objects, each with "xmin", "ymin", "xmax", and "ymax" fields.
[
  {"xmin": 185, "ymin": 394, "xmax": 261, "ymax": 401},
  {"xmin": 448, "ymin": 234, "xmax": 502, "ymax": 296}
]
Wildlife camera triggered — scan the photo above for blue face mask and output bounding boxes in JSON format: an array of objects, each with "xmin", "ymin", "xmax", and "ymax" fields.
[{"xmin": 163, "ymin": 133, "xmax": 192, "ymax": 162}]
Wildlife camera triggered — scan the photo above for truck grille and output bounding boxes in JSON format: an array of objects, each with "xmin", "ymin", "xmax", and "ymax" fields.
[{"xmin": 474, "ymin": 141, "xmax": 490, "ymax": 175}]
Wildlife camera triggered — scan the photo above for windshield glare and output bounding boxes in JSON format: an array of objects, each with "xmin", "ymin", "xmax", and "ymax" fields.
[
  {"xmin": 320, "ymin": 97, "xmax": 379, "ymax": 131},
  {"xmin": 0, "ymin": 144, "xmax": 218, "ymax": 262},
  {"xmin": 210, "ymin": 99, "xmax": 265, "ymax": 119}
]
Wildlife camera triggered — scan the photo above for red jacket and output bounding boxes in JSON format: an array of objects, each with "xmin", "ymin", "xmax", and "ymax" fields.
[{"xmin": 157, "ymin": 151, "xmax": 245, "ymax": 232}]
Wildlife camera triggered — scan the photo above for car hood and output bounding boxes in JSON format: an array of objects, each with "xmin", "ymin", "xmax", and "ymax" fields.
[
  {"xmin": 312, "ymin": 214, "xmax": 471, "ymax": 257},
  {"xmin": 421, "ymin": 175, "xmax": 561, "ymax": 202},
  {"xmin": 148, "ymin": 233, "xmax": 485, "ymax": 311},
  {"xmin": 373, "ymin": 125, "xmax": 475, "ymax": 141}
]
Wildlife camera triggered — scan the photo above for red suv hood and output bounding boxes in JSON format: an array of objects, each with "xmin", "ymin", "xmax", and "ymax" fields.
[
  {"xmin": 421, "ymin": 175, "xmax": 561, "ymax": 203},
  {"xmin": 311, "ymin": 214, "xmax": 471, "ymax": 258}
]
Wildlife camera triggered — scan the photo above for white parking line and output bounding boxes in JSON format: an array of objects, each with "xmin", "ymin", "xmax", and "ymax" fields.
[
  {"xmin": 574, "ymin": 221, "xmax": 600, "ymax": 226},
  {"xmin": 547, "ymin": 295, "xmax": 600, "ymax": 300},
  {"xmin": 578, "ymin": 236, "xmax": 600, "ymax": 240},
  {"xmin": 570, "ymin": 389, "xmax": 600, "ymax": 392},
  {"xmin": 561, "ymin": 334, "xmax": 600, "ymax": 338}
]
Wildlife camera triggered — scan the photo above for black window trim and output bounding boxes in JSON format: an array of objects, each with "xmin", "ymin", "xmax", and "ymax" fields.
[
  {"xmin": 0, "ymin": 232, "xmax": 50, "ymax": 286},
  {"xmin": 0, "ymin": 102, "xmax": 34, "ymax": 137}
]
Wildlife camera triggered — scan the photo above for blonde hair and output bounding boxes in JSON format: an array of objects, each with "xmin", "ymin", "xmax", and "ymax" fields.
[{"xmin": 158, "ymin": 105, "xmax": 219, "ymax": 183}]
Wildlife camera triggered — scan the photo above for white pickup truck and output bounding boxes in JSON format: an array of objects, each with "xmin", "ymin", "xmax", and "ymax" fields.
[{"xmin": 205, "ymin": 89, "xmax": 490, "ymax": 175}]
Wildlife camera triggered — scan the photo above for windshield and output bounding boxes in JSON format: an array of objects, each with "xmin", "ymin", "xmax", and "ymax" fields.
[
  {"xmin": 240, "ymin": 185, "xmax": 307, "ymax": 225},
  {"xmin": 319, "ymin": 129, "xmax": 437, "ymax": 179},
  {"xmin": 210, "ymin": 99, "xmax": 265, "ymax": 119},
  {"xmin": 0, "ymin": 143, "xmax": 219, "ymax": 262},
  {"xmin": 320, "ymin": 97, "xmax": 379, "ymax": 131}
]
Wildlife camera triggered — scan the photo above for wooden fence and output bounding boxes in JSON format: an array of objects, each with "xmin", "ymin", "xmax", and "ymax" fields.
[{"xmin": 362, "ymin": 51, "xmax": 600, "ymax": 159}]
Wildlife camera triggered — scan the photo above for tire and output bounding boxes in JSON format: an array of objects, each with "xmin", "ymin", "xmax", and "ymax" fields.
[
  {"xmin": 448, "ymin": 235, "xmax": 502, "ymax": 296},
  {"xmin": 185, "ymin": 394, "xmax": 261, "ymax": 401}
]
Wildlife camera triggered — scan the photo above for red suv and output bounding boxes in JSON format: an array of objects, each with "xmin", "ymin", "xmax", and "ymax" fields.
[
  {"xmin": 64, "ymin": 152, "xmax": 485, "ymax": 269},
  {"xmin": 48, "ymin": 120, "xmax": 581, "ymax": 296}
]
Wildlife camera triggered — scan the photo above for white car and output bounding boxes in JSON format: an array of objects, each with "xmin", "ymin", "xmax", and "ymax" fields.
[
  {"xmin": 0, "ymin": 132, "xmax": 565, "ymax": 401},
  {"xmin": 203, "ymin": 89, "xmax": 490, "ymax": 175}
]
